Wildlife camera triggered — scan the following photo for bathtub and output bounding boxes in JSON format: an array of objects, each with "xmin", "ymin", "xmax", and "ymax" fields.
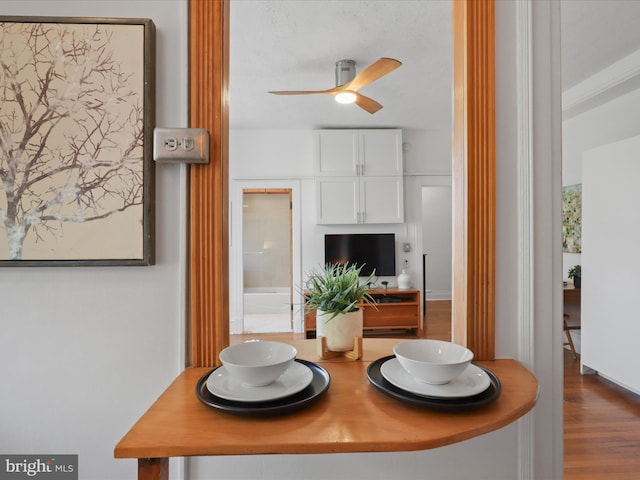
[{"xmin": 243, "ymin": 287, "xmax": 291, "ymax": 314}]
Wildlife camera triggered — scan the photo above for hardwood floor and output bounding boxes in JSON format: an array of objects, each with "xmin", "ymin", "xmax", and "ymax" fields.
[
  {"xmin": 231, "ymin": 301, "xmax": 640, "ymax": 477},
  {"xmin": 423, "ymin": 299, "xmax": 452, "ymax": 341},
  {"xmin": 563, "ymin": 351, "xmax": 640, "ymax": 479}
]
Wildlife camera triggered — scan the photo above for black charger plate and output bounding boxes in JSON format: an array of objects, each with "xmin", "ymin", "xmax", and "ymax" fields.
[
  {"xmin": 196, "ymin": 359, "xmax": 330, "ymax": 416},
  {"xmin": 366, "ymin": 355, "xmax": 501, "ymax": 412}
]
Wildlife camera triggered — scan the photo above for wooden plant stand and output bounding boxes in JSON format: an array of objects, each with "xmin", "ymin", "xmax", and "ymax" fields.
[{"xmin": 317, "ymin": 336, "xmax": 363, "ymax": 360}]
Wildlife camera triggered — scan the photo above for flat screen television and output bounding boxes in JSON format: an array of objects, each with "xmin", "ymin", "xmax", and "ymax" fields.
[{"xmin": 324, "ymin": 233, "xmax": 396, "ymax": 277}]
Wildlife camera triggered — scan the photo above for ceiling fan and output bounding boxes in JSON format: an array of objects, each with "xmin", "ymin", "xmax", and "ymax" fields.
[{"xmin": 268, "ymin": 57, "xmax": 402, "ymax": 114}]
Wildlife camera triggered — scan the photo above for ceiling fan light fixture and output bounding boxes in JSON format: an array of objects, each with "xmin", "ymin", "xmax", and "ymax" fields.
[
  {"xmin": 269, "ymin": 58, "xmax": 401, "ymax": 114},
  {"xmin": 335, "ymin": 91, "xmax": 357, "ymax": 104}
]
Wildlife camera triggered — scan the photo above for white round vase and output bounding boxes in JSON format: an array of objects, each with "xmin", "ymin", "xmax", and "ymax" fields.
[
  {"xmin": 316, "ymin": 309, "xmax": 363, "ymax": 352},
  {"xmin": 397, "ymin": 269, "xmax": 411, "ymax": 290}
]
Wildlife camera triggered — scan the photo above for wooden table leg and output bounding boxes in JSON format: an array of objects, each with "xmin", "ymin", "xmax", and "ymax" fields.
[{"xmin": 138, "ymin": 458, "xmax": 168, "ymax": 480}]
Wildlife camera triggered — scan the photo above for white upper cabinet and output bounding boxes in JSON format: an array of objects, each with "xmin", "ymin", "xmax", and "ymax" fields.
[
  {"xmin": 314, "ymin": 129, "xmax": 403, "ymax": 176},
  {"xmin": 315, "ymin": 177, "xmax": 360, "ymax": 224},
  {"xmin": 314, "ymin": 129, "xmax": 404, "ymax": 224},
  {"xmin": 358, "ymin": 129, "xmax": 403, "ymax": 176},
  {"xmin": 359, "ymin": 176, "xmax": 404, "ymax": 223},
  {"xmin": 314, "ymin": 130, "xmax": 359, "ymax": 176}
]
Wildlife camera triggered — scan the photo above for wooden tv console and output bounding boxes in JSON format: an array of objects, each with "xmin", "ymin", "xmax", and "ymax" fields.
[{"xmin": 304, "ymin": 288, "xmax": 422, "ymax": 338}]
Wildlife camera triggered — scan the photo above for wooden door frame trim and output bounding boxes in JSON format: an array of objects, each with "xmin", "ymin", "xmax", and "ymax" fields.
[
  {"xmin": 451, "ymin": 0, "xmax": 495, "ymax": 359},
  {"xmin": 187, "ymin": 0, "xmax": 495, "ymax": 366},
  {"xmin": 188, "ymin": 0, "xmax": 230, "ymax": 367}
]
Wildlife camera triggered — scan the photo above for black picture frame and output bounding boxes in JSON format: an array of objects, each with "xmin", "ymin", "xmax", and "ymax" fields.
[{"xmin": 0, "ymin": 16, "xmax": 155, "ymax": 266}]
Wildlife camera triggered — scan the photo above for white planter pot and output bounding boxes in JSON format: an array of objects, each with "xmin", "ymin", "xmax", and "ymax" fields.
[{"xmin": 316, "ymin": 309, "xmax": 363, "ymax": 352}]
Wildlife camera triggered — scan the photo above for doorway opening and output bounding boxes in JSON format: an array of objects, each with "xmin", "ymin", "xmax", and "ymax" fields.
[
  {"xmin": 420, "ymin": 181, "xmax": 452, "ymax": 341},
  {"xmin": 241, "ymin": 188, "xmax": 293, "ymax": 334}
]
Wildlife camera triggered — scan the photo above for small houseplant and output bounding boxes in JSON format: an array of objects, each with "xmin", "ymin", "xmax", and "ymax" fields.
[
  {"xmin": 568, "ymin": 264, "xmax": 581, "ymax": 289},
  {"xmin": 304, "ymin": 263, "xmax": 376, "ymax": 351}
]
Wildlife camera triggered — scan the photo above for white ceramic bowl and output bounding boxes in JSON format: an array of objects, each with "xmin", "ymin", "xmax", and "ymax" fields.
[
  {"xmin": 219, "ymin": 340, "xmax": 297, "ymax": 386},
  {"xmin": 393, "ymin": 339, "xmax": 474, "ymax": 385}
]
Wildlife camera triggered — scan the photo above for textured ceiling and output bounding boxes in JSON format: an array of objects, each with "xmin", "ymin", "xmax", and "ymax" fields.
[
  {"xmin": 229, "ymin": 0, "xmax": 451, "ymax": 130},
  {"xmin": 229, "ymin": 0, "xmax": 640, "ymax": 131}
]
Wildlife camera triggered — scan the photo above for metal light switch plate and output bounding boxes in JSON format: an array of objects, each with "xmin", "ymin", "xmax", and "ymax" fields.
[{"xmin": 153, "ymin": 128, "xmax": 209, "ymax": 164}]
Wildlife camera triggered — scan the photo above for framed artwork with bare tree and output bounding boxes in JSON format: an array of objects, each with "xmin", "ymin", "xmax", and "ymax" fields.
[{"xmin": 0, "ymin": 16, "xmax": 155, "ymax": 266}]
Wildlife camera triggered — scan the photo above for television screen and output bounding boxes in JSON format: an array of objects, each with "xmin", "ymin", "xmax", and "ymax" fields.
[{"xmin": 324, "ymin": 233, "xmax": 396, "ymax": 276}]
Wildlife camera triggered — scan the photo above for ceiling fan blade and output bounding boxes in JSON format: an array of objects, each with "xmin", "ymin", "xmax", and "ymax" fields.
[
  {"xmin": 269, "ymin": 88, "xmax": 338, "ymax": 96},
  {"xmin": 354, "ymin": 93, "xmax": 383, "ymax": 114},
  {"xmin": 346, "ymin": 57, "xmax": 402, "ymax": 92}
]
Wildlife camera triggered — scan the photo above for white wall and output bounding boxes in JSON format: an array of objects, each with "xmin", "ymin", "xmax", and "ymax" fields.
[
  {"xmin": 562, "ymin": 77, "xmax": 640, "ymax": 357},
  {"xmin": 582, "ymin": 136, "xmax": 640, "ymax": 394},
  {"xmin": 0, "ymin": 2, "xmax": 188, "ymax": 479},
  {"xmin": 562, "ymin": 86, "xmax": 640, "ymax": 281},
  {"xmin": 421, "ymin": 185, "xmax": 452, "ymax": 299}
]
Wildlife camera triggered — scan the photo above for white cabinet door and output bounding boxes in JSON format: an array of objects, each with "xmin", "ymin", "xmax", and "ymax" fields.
[
  {"xmin": 314, "ymin": 130, "xmax": 358, "ymax": 176},
  {"xmin": 316, "ymin": 177, "xmax": 359, "ymax": 224},
  {"xmin": 314, "ymin": 129, "xmax": 404, "ymax": 224},
  {"xmin": 316, "ymin": 177, "xmax": 404, "ymax": 224},
  {"xmin": 359, "ymin": 129, "xmax": 403, "ymax": 176},
  {"xmin": 360, "ymin": 177, "xmax": 404, "ymax": 223}
]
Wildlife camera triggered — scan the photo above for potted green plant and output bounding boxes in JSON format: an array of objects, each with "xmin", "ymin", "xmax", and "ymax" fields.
[
  {"xmin": 568, "ymin": 264, "xmax": 581, "ymax": 289},
  {"xmin": 304, "ymin": 263, "xmax": 376, "ymax": 351}
]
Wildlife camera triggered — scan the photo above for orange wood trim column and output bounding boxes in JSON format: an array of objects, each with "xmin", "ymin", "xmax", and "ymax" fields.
[
  {"xmin": 452, "ymin": 0, "xmax": 496, "ymax": 360},
  {"xmin": 189, "ymin": 0, "xmax": 230, "ymax": 367}
]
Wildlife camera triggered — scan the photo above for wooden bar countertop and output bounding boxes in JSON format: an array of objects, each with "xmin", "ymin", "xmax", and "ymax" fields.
[{"xmin": 115, "ymin": 338, "xmax": 537, "ymax": 463}]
